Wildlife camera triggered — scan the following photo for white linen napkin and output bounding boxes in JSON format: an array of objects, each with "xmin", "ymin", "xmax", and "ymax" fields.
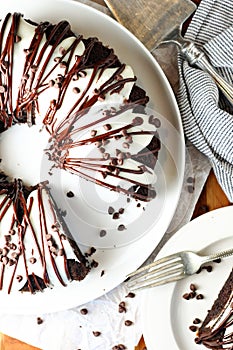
[{"xmin": 177, "ymin": 0, "xmax": 233, "ymax": 202}]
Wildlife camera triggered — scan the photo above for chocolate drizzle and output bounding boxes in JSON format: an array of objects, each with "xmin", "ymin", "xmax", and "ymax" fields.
[{"xmin": 0, "ymin": 177, "xmax": 89, "ymax": 293}]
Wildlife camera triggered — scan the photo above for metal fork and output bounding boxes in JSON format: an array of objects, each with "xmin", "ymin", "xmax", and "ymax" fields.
[
  {"xmin": 157, "ymin": 25, "xmax": 233, "ymax": 105},
  {"xmin": 126, "ymin": 248, "xmax": 233, "ymax": 291}
]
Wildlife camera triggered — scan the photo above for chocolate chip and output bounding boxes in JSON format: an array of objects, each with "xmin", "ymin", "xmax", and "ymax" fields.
[
  {"xmin": 108, "ymin": 206, "xmax": 115, "ymax": 215},
  {"xmin": 117, "ymin": 224, "xmax": 126, "ymax": 231},
  {"xmin": 29, "ymin": 257, "xmax": 37, "ymax": 264},
  {"xmin": 92, "ymin": 331, "xmax": 101, "ymax": 337},
  {"xmin": 193, "ymin": 318, "xmax": 201, "ymax": 324},
  {"xmin": 118, "ymin": 208, "xmax": 124, "ymax": 214},
  {"xmin": 112, "ymin": 345, "xmax": 126, "ymax": 350},
  {"xmin": 125, "ymin": 292, "xmax": 135, "ymax": 298},
  {"xmin": 113, "ymin": 212, "xmax": 120, "ymax": 220},
  {"xmin": 72, "ymin": 87, "xmax": 80, "ymax": 94},
  {"xmin": 99, "ymin": 147, "xmax": 105, "ymax": 153},
  {"xmin": 190, "ymin": 283, "xmax": 197, "ymax": 292},
  {"xmin": 99, "ymin": 229, "xmax": 107, "ymax": 237},
  {"xmin": 187, "ymin": 185, "xmax": 195, "ymax": 193},
  {"xmin": 132, "ymin": 116, "xmax": 143, "ymax": 126},
  {"xmin": 37, "ymin": 317, "xmax": 43, "ymax": 325},
  {"xmin": 80, "ymin": 308, "xmax": 88, "ymax": 315},
  {"xmin": 182, "ymin": 293, "xmax": 190, "ymax": 300},
  {"xmin": 100, "ymin": 270, "xmax": 105, "ymax": 277},
  {"xmin": 104, "ymin": 124, "xmax": 112, "ymax": 131},
  {"xmin": 124, "ymin": 320, "xmax": 133, "ymax": 326},
  {"xmin": 196, "ymin": 294, "xmax": 204, "ymax": 300},
  {"xmin": 118, "ymin": 301, "xmax": 126, "ymax": 313},
  {"xmin": 189, "ymin": 291, "xmax": 197, "ymax": 299},
  {"xmin": 16, "ymin": 275, "xmax": 23, "ymax": 282},
  {"xmin": 91, "ymin": 130, "xmax": 97, "ymax": 137},
  {"xmin": 149, "ymin": 115, "xmax": 161, "ymax": 128},
  {"xmin": 66, "ymin": 191, "xmax": 74, "ymax": 198},
  {"xmin": 187, "ymin": 176, "xmax": 195, "ymax": 183},
  {"xmin": 189, "ymin": 325, "xmax": 197, "ymax": 332}
]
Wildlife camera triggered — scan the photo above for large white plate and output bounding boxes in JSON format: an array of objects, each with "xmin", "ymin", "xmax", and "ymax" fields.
[
  {"xmin": 142, "ymin": 206, "xmax": 233, "ymax": 350},
  {"xmin": 0, "ymin": 0, "xmax": 185, "ymax": 313}
]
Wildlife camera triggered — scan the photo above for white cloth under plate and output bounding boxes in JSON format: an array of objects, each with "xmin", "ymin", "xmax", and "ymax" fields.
[{"xmin": 177, "ymin": 0, "xmax": 233, "ymax": 202}]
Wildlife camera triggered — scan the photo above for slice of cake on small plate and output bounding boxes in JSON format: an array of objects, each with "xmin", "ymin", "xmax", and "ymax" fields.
[{"xmin": 196, "ymin": 267, "xmax": 233, "ymax": 348}]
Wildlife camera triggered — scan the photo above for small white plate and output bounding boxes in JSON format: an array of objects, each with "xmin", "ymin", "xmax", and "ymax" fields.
[
  {"xmin": 0, "ymin": 0, "xmax": 185, "ymax": 313},
  {"xmin": 142, "ymin": 206, "xmax": 233, "ymax": 350}
]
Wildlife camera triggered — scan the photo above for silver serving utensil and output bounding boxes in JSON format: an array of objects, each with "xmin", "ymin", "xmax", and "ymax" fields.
[
  {"xmin": 126, "ymin": 247, "xmax": 233, "ymax": 291},
  {"xmin": 158, "ymin": 24, "xmax": 233, "ymax": 105}
]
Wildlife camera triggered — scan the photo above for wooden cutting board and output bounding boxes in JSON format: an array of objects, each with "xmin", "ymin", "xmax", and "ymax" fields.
[{"xmin": 104, "ymin": 0, "xmax": 196, "ymax": 51}]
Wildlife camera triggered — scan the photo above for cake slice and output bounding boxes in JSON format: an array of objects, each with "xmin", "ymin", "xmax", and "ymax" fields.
[
  {"xmin": 0, "ymin": 174, "xmax": 90, "ymax": 294},
  {"xmin": 196, "ymin": 267, "xmax": 233, "ymax": 348}
]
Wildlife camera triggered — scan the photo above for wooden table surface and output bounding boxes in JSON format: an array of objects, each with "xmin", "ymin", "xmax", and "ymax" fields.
[{"xmin": 0, "ymin": 0, "xmax": 231, "ymax": 349}]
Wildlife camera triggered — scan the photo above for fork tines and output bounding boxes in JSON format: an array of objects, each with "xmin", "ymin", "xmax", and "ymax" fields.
[{"xmin": 126, "ymin": 253, "xmax": 185, "ymax": 291}]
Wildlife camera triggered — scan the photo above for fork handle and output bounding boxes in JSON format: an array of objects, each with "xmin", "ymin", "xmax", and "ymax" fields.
[
  {"xmin": 203, "ymin": 248, "xmax": 233, "ymax": 264},
  {"xmin": 181, "ymin": 42, "xmax": 233, "ymax": 105}
]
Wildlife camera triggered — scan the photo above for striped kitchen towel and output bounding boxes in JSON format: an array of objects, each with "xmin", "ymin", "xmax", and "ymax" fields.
[{"xmin": 177, "ymin": 0, "xmax": 233, "ymax": 202}]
